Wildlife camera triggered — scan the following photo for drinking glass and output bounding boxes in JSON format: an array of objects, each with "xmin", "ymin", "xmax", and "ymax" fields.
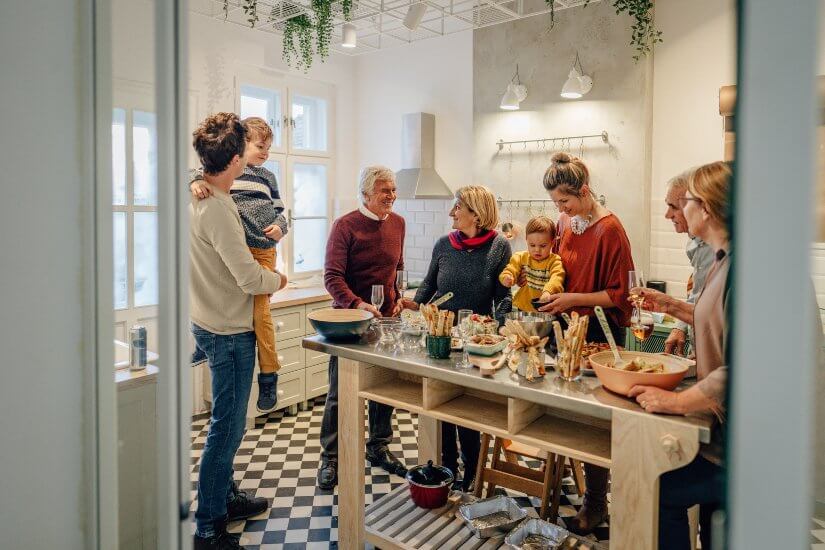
[
  {"xmin": 628, "ymin": 270, "xmax": 645, "ymax": 308},
  {"xmin": 629, "ymin": 270, "xmax": 652, "ymax": 341},
  {"xmin": 396, "ymin": 270, "xmax": 408, "ymax": 298},
  {"xmin": 371, "ymin": 284, "xmax": 384, "ymax": 314},
  {"xmin": 456, "ymin": 309, "xmax": 473, "ymax": 369}
]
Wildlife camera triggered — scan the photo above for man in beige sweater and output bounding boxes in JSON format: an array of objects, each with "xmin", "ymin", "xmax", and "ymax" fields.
[{"xmin": 190, "ymin": 113, "xmax": 286, "ymax": 550}]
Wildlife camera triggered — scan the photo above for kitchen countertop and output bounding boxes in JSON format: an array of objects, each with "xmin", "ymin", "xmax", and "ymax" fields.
[
  {"xmin": 270, "ymin": 285, "xmax": 331, "ymax": 309},
  {"xmin": 302, "ymin": 334, "xmax": 713, "ymax": 442}
]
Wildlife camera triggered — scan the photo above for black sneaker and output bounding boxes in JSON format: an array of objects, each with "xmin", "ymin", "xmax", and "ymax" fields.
[
  {"xmin": 194, "ymin": 520, "xmax": 244, "ymax": 549},
  {"xmin": 226, "ymin": 489, "xmax": 269, "ymax": 522},
  {"xmin": 256, "ymin": 372, "xmax": 278, "ymax": 412},
  {"xmin": 317, "ymin": 459, "xmax": 338, "ymax": 490}
]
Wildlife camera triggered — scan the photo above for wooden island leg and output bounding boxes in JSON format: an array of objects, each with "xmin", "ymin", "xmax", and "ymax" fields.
[
  {"xmin": 610, "ymin": 410, "xmax": 701, "ymax": 550},
  {"xmin": 417, "ymin": 415, "xmax": 441, "ymax": 465},
  {"xmin": 338, "ymin": 357, "xmax": 366, "ymax": 549}
]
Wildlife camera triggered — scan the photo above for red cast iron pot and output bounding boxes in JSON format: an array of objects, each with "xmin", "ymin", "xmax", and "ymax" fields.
[{"xmin": 406, "ymin": 460, "xmax": 454, "ymax": 509}]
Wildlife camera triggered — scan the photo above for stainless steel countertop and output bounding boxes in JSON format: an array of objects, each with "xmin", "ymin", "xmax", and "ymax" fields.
[{"xmin": 302, "ymin": 334, "xmax": 713, "ymax": 443}]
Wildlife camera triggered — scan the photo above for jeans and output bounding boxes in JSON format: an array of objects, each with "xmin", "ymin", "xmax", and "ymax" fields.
[
  {"xmin": 442, "ymin": 423, "xmax": 480, "ymax": 488},
  {"xmin": 320, "ymin": 355, "xmax": 394, "ymax": 460},
  {"xmin": 192, "ymin": 324, "xmax": 256, "ymax": 538},
  {"xmin": 658, "ymin": 455, "xmax": 725, "ymax": 550}
]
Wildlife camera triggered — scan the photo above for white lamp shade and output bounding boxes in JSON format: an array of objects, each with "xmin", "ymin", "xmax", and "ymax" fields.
[
  {"xmin": 500, "ymin": 83, "xmax": 521, "ymax": 110},
  {"xmin": 342, "ymin": 22, "xmax": 357, "ymax": 48},
  {"xmin": 561, "ymin": 67, "xmax": 592, "ymax": 99},
  {"xmin": 403, "ymin": 3, "xmax": 428, "ymax": 30},
  {"xmin": 514, "ymin": 84, "xmax": 528, "ymax": 102}
]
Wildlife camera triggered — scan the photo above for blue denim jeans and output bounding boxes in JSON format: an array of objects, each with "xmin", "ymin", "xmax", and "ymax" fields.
[
  {"xmin": 192, "ymin": 324, "xmax": 256, "ymax": 538},
  {"xmin": 658, "ymin": 455, "xmax": 725, "ymax": 550}
]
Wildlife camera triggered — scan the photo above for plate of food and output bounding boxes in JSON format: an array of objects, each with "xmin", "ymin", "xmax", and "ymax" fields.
[
  {"xmin": 588, "ymin": 350, "xmax": 693, "ymax": 396},
  {"xmin": 464, "ymin": 314, "xmax": 499, "ymax": 336},
  {"xmin": 464, "ymin": 334, "xmax": 507, "ymax": 356},
  {"xmin": 579, "ymin": 342, "xmax": 620, "ymax": 376}
]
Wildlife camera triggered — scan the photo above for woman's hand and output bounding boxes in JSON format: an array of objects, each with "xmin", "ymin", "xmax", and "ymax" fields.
[
  {"xmin": 398, "ymin": 297, "xmax": 419, "ymax": 311},
  {"xmin": 627, "ymin": 385, "xmax": 684, "ymax": 414},
  {"xmin": 191, "ymin": 180, "xmax": 211, "ymax": 199},
  {"xmin": 357, "ymin": 302, "xmax": 382, "ymax": 318},
  {"xmin": 629, "ymin": 287, "xmax": 671, "ymax": 314},
  {"xmin": 275, "ymin": 270, "xmax": 288, "ymax": 291},
  {"xmin": 665, "ymin": 328, "xmax": 686, "ymax": 355},
  {"xmin": 264, "ymin": 224, "xmax": 284, "ymax": 241},
  {"xmin": 537, "ymin": 293, "xmax": 580, "ymax": 314},
  {"xmin": 501, "ymin": 274, "xmax": 515, "ymax": 288}
]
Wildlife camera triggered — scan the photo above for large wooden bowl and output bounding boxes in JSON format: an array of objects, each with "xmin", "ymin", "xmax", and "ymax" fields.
[
  {"xmin": 307, "ymin": 308, "xmax": 373, "ymax": 341},
  {"xmin": 588, "ymin": 350, "xmax": 692, "ymax": 396}
]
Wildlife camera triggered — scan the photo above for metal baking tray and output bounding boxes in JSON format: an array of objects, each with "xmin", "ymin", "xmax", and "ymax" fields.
[
  {"xmin": 504, "ymin": 518, "xmax": 569, "ymax": 549},
  {"xmin": 458, "ymin": 495, "xmax": 528, "ymax": 538}
]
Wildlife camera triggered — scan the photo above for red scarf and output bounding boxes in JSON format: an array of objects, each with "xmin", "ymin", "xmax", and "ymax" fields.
[{"xmin": 448, "ymin": 229, "xmax": 497, "ymax": 251}]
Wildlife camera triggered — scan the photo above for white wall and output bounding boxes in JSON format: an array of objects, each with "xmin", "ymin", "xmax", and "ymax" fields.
[
  {"xmin": 648, "ymin": 0, "xmax": 737, "ymax": 298},
  {"xmin": 473, "ymin": 1, "xmax": 653, "ymax": 270},
  {"xmin": 0, "ymin": 1, "xmax": 95, "ymax": 548}
]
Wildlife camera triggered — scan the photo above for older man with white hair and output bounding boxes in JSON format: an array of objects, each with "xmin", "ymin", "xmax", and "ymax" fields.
[
  {"xmin": 663, "ymin": 170, "xmax": 715, "ymax": 355},
  {"xmin": 317, "ymin": 165, "xmax": 407, "ymax": 490}
]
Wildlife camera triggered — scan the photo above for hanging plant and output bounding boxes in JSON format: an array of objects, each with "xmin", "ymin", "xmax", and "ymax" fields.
[
  {"xmin": 544, "ymin": 0, "xmax": 662, "ymax": 61},
  {"xmin": 242, "ymin": 0, "xmax": 259, "ymax": 27},
  {"xmin": 342, "ymin": 0, "xmax": 353, "ymax": 21},
  {"xmin": 282, "ymin": 14, "xmax": 315, "ymax": 71},
  {"xmin": 312, "ymin": 0, "xmax": 334, "ymax": 60}
]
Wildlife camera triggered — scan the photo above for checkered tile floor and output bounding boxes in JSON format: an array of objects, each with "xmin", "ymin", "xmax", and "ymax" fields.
[{"xmin": 190, "ymin": 396, "xmax": 608, "ymax": 548}]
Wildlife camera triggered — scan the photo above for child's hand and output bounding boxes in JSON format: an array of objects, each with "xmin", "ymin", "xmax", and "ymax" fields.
[
  {"xmin": 501, "ymin": 274, "xmax": 515, "ymax": 287},
  {"xmin": 539, "ymin": 292, "xmax": 552, "ymax": 303},
  {"xmin": 264, "ymin": 224, "xmax": 284, "ymax": 241},
  {"xmin": 191, "ymin": 180, "xmax": 211, "ymax": 200}
]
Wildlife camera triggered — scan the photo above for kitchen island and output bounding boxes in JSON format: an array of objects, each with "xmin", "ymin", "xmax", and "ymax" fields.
[{"xmin": 303, "ymin": 334, "xmax": 713, "ymax": 550}]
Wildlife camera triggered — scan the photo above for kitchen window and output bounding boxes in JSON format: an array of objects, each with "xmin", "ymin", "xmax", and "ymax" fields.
[
  {"xmin": 236, "ymin": 69, "xmax": 335, "ymax": 280},
  {"xmin": 112, "ymin": 106, "xmax": 159, "ymax": 354}
]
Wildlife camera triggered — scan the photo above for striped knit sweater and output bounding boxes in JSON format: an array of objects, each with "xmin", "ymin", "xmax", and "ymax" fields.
[
  {"xmin": 498, "ymin": 251, "xmax": 565, "ymax": 312},
  {"xmin": 189, "ymin": 164, "xmax": 288, "ymax": 249}
]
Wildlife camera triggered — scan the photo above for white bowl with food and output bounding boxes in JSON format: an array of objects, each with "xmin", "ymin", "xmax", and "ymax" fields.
[
  {"xmin": 588, "ymin": 350, "xmax": 693, "ymax": 396},
  {"xmin": 463, "ymin": 334, "xmax": 507, "ymax": 356}
]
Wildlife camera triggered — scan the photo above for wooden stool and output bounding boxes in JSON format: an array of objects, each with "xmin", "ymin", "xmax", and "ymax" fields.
[{"xmin": 473, "ymin": 434, "xmax": 575, "ymax": 521}]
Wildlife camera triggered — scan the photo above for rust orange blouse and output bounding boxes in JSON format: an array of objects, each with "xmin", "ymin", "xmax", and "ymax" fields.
[{"xmin": 553, "ymin": 213, "xmax": 635, "ymax": 329}]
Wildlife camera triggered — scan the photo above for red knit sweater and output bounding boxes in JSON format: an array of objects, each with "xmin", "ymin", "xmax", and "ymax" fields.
[
  {"xmin": 324, "ymin": 209, "xmax": 405, "ymax": 315},
  {"xmin": 554, "ymin": 213, "xmax": 634, "ymax": 328}
]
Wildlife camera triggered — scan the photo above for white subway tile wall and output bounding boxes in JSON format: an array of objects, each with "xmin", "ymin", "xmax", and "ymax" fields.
[{"xmin": 393, "ymin": 199, "xmax": 454, "ymax": 279}]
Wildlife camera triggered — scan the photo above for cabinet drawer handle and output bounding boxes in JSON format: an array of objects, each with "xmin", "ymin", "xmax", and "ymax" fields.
[
  {"xmin": 275, "ymin": 321, "xmax": 285, "ymax": 330},
  {"xmin": 277, "ymin": 390, "xmax": 284, "ymax": 397},
  {"xmin": 277, "ymin": 355, "xmax": 284, "ymax": 362}
]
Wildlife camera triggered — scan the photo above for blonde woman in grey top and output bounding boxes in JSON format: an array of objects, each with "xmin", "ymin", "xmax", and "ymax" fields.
[{"xmin": 629, "ymin": 162, "xmax": 731, "ymax": 550}]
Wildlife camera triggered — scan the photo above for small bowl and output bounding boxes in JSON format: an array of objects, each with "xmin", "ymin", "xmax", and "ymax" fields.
[
  {"xmin": 530, "ymin": 298, "xmax": 550, "ymax": 311},
  {"xmin": 307, "ymin": 308, "xmax": 373, "ymax": 341},
  {"xmin": 426, "ymin": 335, "xmax": 452, "ymax": 359},
  {"xmin": 588, "ymin": 350, "xmax": 692, "ymax": 396},
  {"xmin": 464, "ymin": 335, "xmax": 507, "ymax": 356}
]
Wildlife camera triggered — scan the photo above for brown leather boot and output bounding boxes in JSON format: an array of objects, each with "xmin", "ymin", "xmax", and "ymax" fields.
[{"xmin": 566, "ymin": 464, "xmax": 609, "ymax": 535}]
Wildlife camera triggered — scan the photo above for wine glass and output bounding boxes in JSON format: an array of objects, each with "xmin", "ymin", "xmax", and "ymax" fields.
[
  {"xmin": 628, "ymin": 270, "xmax": 650, "ymax": 341},
  {"xmin": 628, "ymin": 270, "xmax": 645, "ymax": 308},
  {"xmin": 456, "ymin": 309, "xmax": 473, "ymax": 369},
  {"xmin": 396, "ymin": 270, "xmax": 408, "ymax": 297},
  {"xmin": 632, "ymin": 311, "xmax": 655, "ymax": 341},
  {"xmin": 371, "ymin": 284, "xmax": 384, "ymax": 314}
]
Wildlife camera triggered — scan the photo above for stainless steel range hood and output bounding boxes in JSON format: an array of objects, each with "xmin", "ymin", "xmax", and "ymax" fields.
[{"xmin": 395, "ymin": 113, "xmax": 453, "ymax": 199}]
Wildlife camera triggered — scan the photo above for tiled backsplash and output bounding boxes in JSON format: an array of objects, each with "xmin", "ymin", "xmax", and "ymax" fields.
[{"xmin": 393, "ymin": 199, "xmax": 454, "ymax": 280}]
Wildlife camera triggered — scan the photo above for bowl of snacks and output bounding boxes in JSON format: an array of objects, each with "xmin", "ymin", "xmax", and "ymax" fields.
[
  {"xmin": 588, "ymin": 350, "xmax": 693, "ymax": 396},
  {"xmin": 464, "ymin": 334, "xmax": 507, "ymax": 356},
  {"xmin": 464, "ymin": 313, "xmax": 499, "ymax": 336},
  {"xmin": 580, "ymin": 342, "xmax": 620, "ymax": 375}
]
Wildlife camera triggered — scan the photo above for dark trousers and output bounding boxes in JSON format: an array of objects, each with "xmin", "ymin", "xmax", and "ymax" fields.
[
  {"xmin": 320, "ymin": 355, "xmax": 394, "ymax": 460},
  {"xmin": 658, "ymin": 455, "xmax": 724, "ymax": 550},
  {"xmin": 442, "ymin": 423, "xmax": 480, "ymax": 487}
]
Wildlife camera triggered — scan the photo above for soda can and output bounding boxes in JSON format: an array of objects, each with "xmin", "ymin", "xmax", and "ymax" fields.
[{"xmin": 130, "ymin": 325, "xmax": 147, "ymax": 370}]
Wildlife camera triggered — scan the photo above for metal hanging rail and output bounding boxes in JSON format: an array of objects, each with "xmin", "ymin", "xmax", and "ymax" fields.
[
  {"xmin": 497, "ymin": 195, "xmax": 606, "ymax": 206},
  {"xmin": 496, "ymin": 130, "xmax": 609, "ymax": 151}
]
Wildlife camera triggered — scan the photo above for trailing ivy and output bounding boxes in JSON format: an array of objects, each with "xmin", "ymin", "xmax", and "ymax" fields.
[
  {"xmin": 282, "ymin": 14, "xmax": 315, "ymax": 71},
  {"xmin": 242, "ymin": 0, "xmax": 259, "ymax": 27},
  {"xmin": 341, "ymin": 0, "xmax": 353, "ymax": 21},
  {"xmin": 312, "ymin": 0, "xmax": 334, "ymax": 60}
]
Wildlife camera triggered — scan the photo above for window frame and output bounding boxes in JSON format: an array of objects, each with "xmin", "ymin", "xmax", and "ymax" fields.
[{"xmin": 235, "ymin": 66, "xmax": 335, "ymax": 281}]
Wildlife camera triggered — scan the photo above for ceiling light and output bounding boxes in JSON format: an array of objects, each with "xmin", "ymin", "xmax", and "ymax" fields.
[
  {"xmin": 560, "ymin": 52, "xmax": 593, "ymax": 99},
  {"xmin": 403, "ymin": 3, "xmax": 428, "ymax": 30},
  {"xmin": 342, "ymin": 22, "xmax": 357, "ymax": 48},
  {"xmin": 500, "ymin": 65, "xmax": 528, "ymax": 110}
]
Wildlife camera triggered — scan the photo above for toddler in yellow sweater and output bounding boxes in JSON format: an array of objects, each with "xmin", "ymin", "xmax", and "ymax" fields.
[{"xmin": 499, "ymin": 216, "xmax": 565, "ymax": 311}]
